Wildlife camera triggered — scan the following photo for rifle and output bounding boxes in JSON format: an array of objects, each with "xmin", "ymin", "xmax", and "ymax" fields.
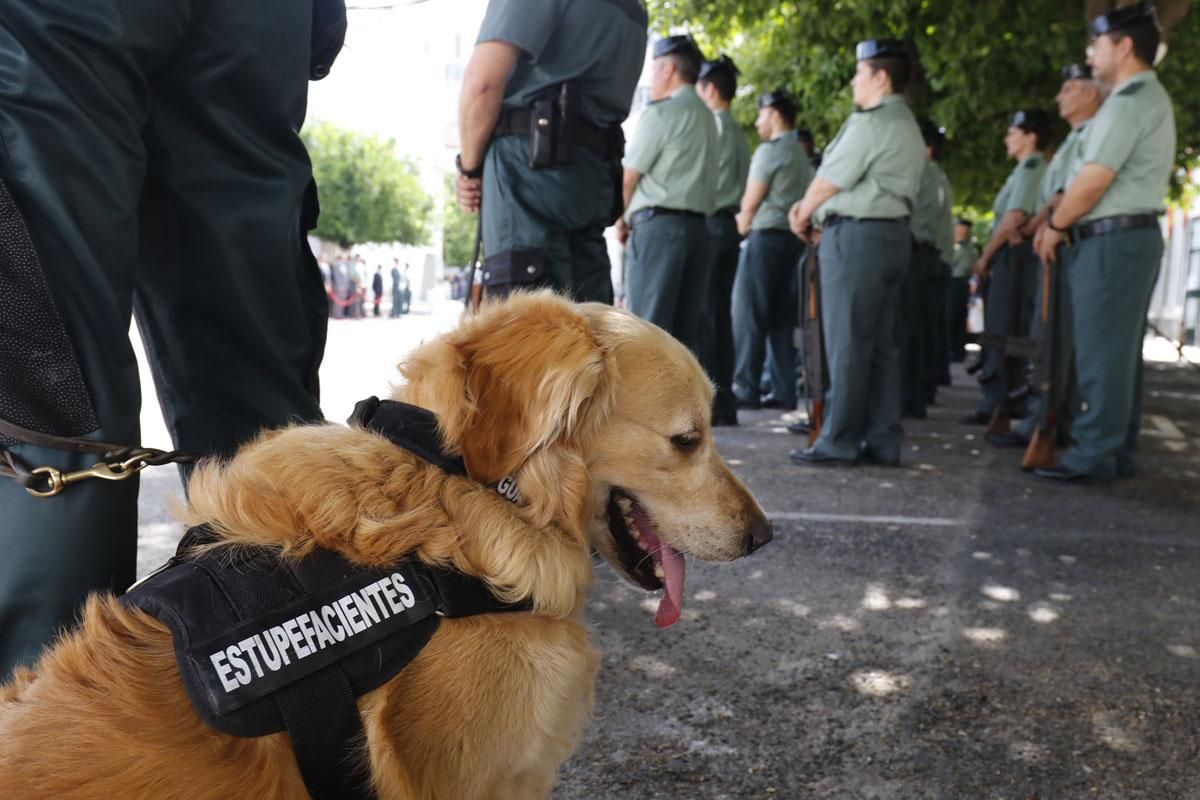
[
  {"xmin": 1022, "ymin": 251, "xmax": 1062, "ymax": 470},
  {"xmin": 801, "ymin": 244, "xmax": 826, "ymax": 446}
]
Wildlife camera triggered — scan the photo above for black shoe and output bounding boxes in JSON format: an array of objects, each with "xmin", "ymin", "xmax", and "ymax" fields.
[
  {"xmin": 789, "ymin": 447, "xmax": 856, "ymax": 467},
  {"xmin": 735, "ymin": 396, "xmax": 761, "ymax": 410},
  {"xmin": 712, "ymin": 413, "xmax": 739, "ymax": 427},
  {"xmin": 761, "ymin": 395, "xmax": 785, "ymax": 409},
  {"xmin": 959, "ymin": 411, "xmax": 990, "ymax": 425},
  {"xmin": 859, "ymin": 451, "xmax": 900, "ymax": 467},
  {"xmin": 1033, "ymin": 464, "xmax": 1088, "ymax": 482},
  {"xmin": 985, "ymin": 431, "xmax": 1029, "ymax": 448},
  {"xmin": 786, "ymin": 421, "xmax": 810, "ymax": 436}
]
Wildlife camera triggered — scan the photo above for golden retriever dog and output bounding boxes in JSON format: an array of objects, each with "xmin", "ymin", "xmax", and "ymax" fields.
[{"xmin": 0, "ymin": 292, "xmax": 771, "ymax": 799}]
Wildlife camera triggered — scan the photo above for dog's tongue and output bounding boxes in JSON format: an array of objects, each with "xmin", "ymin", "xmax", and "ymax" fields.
[
  {"xmin": 651, "ymin": 542, "xmax": 685, "ymax": 628},
  {"xmin": 628, "ymin": 502, "xmax": 686, "ymax": 628}
]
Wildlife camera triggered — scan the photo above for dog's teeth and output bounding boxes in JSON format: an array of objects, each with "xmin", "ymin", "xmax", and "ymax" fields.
[
  {"xmin": 625, "ymin": 517, "xmax": 639, "ymax": 538},
  {"xmin": 654, "ymin": 564, "xmax": 665, "ymax": 579},
  {"xmin": 617, "ymin": 497, "xmax": 633, "ymax": 513}
]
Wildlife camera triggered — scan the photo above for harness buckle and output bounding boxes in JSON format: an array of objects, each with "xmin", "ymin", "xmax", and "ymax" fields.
[{"xmin": 26, "ymin": 457, "xmax": 149, "ymax": 498}]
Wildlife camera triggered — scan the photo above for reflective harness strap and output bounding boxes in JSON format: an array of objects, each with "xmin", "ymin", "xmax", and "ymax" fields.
[{"xmin": 198, "ymin": 537, "xmax": 375, "ymax": 800}]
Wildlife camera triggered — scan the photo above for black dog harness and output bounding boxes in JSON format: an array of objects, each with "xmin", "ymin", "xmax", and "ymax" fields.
[{"xmin": 123, "ymin": 399, "xmax": 528, "ymax": 799}]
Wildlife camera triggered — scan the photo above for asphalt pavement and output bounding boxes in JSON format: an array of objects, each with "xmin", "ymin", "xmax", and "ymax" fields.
[{"xmin": 134, "ymin": 296, "xmax": 1200, "ymax": 800}]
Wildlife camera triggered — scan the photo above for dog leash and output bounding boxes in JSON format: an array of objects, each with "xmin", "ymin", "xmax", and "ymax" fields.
[{"xmin": 0, "ymin": 415, "xmax": 197, "ymax": 498}]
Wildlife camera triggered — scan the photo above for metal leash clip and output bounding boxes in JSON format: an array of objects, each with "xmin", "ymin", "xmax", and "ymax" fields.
[{"xmin": 26, "ymin": 453, "xmax": 151, "ymax": 498}]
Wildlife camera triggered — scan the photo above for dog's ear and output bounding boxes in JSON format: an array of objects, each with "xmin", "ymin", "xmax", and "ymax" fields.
[{"xmin": 440, "ymin": 296, "xmax": 609, "ymax": 484}]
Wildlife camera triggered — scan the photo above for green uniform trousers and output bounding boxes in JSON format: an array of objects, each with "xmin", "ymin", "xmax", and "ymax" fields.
[
  {"xmin": 926, "ymin": 259, "xmax": 951, "ymax": 389},
  {"xmin": 482, "ymin": 135, "xmax": 615, "ymax": 303},
  {"xmin": 625, "ymin": 213, "xmax": 711, "ymax": 356},
  {"xmin": 701, "ymin": 212, "xmax": 742, "ymax": 420},
  {"xmin": 1060, "ymin": 227, "xmax": 1162, "ymax": 479},
  {"xmin": 0, "ymin": 0, "xmax": 327, "ymax": 678},
  {"xmin": 811, "ymin": 220, "xmax": 910, "ymax": 462},
  {"xmin": 975, "ymin": 242, "xmax": 1035, "ymax": 417},
  {"xmin": 732, "ymin": 230, "xmax": 802, "ymax": 409},
  {"xmin": 898, "ymin": 243, "xmax": 933, "ymax": 417}
]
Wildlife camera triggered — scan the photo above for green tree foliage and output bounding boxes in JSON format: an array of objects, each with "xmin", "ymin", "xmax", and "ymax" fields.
[
  {"xmin": 648, "ymin": 0, "xmax": 1196, "ymax": 211},
  {"xmin": 303, "ymin": 121, "xmax": 431, "ymax": 248},
  {"xmin": 442, "ymin": 175, "xmax": 479, "ymax": 268}
]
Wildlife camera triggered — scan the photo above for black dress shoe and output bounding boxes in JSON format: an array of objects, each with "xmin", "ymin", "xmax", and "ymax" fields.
[
  {"xmin": 736, "ymin": 397, "xmax": 761, "ymax": 410},
  {"xmin": 761, "ymin": 396, "xmax": 784, "ymax": 409},
  {"xmin": 712, "ymin": 413, "xmax": 739, "ymax": 427},
  {"xmin": 1033, "ymin": 464, "xmax": 1087, "ymax": 482},
  {"xmin": 789, "ymin": 447, "xmax": 856, "ymax": 467},
  {"xmin": 959, "ymin": 411, "xmax": 990, "ymax": 425},
  {"xmin": 858, "ymin": 451, "xmax": 900, "ymax": 467},
  {"xmin": 985, "ymin": 431, "xmax": 1029, "ymax": 448},
  {"xmin": 786, "ymin": 421, "xmax": 810, "ymax": 436}
]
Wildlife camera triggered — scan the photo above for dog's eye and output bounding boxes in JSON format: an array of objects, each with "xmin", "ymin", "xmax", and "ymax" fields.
[{"xmin": 671, "ymin": 432, "xmax": 701, "ymax": 452}]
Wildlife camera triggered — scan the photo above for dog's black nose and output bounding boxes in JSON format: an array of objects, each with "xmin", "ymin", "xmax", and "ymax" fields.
[{"xmin": 744, "ymin": 517, "xmax": 774, "ymax": 554}]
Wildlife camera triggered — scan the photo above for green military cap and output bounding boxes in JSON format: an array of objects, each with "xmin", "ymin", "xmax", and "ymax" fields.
[
  {"xmin": 954, "ymin": 217, "xmax": 973, "ymax": 226},
  {"xmin": 654, "ymin": 34, "xmax": 703, "ymax": 60},
  {"xmin": 698, "ymin": 54, "xmax": 738, "ymax": 81},
  {"xmin": 757, "ymin": 88, "xmax": 794, "ymax": 111},
  {"xmin": 1010, "ymin": 108, "xmax": 1051, "ymax": 136},
  {"xmin": 1089, "ymin": 1, "xmax": 1160, "ymax": 37},
  {"xmin": 919, "ymin": 118, "xmax": 946, "ymax": 159},
  {"xmin": 855, "ymin": 39, "xmax": 909, "ymax": 61},
  {"xmin": 1060, "ymin": 63, "xmax": 1092, "ymax": 81}
]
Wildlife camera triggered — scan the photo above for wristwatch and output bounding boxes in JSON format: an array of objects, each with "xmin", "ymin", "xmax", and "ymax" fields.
[{"xmin": 456, "ymin": 154, "xmax": 483, "ymax": 179}]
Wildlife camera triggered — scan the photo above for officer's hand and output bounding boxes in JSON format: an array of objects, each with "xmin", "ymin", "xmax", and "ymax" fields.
[
  {"xmin": 788, "ymin": 204, "xmax": 811, "ymax": 241},
  {"xmin": 615, "ymin": 218, "xmax": 630, "ymax": 246},
  {"xmin": 972, "ymin": 258, "xmax": 989, "ymax": 279},
  {"xmin": 455, "ymin": 174, "xmax": 482, "ymax": 214},
  {"xmin": 1037, "ymin": 227, "xmax": 1063, "ymax": 265}
]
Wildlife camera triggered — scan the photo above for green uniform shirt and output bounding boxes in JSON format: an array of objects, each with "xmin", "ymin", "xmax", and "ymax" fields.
[
  {"xmin": 748, "ymin": 133, "xmax": 813, "ymax": 231},
  {"xmin": 477, "ymin": 0, "xmax": 647, "ymax": 126},
  {"xmin": 950, "ymin": 240, "xmax": 980, "ymax": 279},
  {"xmin": 624, "ymin": 84, "xmax": 719, "ymax": 219},
  {"xmin": 933, "ymin": 163, "xmax": 954, "ymax": 263},
  {"xmin": 1038, "ymin": 123, "xmax": 1088, "ymax": 208},
  {"xmin": 712, "ymin": 108, "xmax": 751, "ymax": 213},
  {"xmin": 991, "ymin": 152, "xmax": 1046, "ymax": 229},
  {"xmin": 1076, "ymin": 70, "xmax": 1176, "ymax": 223},
  {"xmin": 912, "ymin": 158, "xmax": 953, "ymax": 255},
  {"xmin": 815, "ymin": 93, "xmax": 924, "ymax": 223}
]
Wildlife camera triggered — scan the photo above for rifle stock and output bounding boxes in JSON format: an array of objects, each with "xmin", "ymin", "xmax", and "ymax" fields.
[
  {"xmin": 1022, "ymin": 251, "xmax": 1061, "ymax": 470},
  {"xmin": 802, "ymin": 245, "xmax": 825, "ymax": 446}
]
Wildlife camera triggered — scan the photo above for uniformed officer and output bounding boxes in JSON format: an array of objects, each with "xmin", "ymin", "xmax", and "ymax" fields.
[
  {"xmin": 697, "ymin": 55, "xmax": 752, "ymax": 425},
  {"xmin": 962, "ymin": 108, "xmax": 1050, "ymax": 426},
  {"xmin": 731, "ymin": 89, "xmax": 813, "ymax": 411},
  {"xmin": 619, "ymin": 35, "xmax": 718, "ymax": 356},
  {"xmin": 947, "ymin": 219, "xmax": 980, "ymax": 363},
  {"xmin": 787, "ymin": 39, "xmax": 925, "ymax": 466},
  {"xmin": 1035, "ymin": 2, "xmax": 1175, "ymax": 481},
  {"xmin": 796, "ymin": 129, "xmax": 823, "ymax": 169},
  {"xmin": 993, "ymin": 64, "xmax": 1105, "ymax": 449},
  {"xmin": 0, "ymin": 0, "xmax": 346, "ymax": 678},
  {"xmin": 455, "ymin": 0, "xmax": 648, "ymax": 303},
  {"xmin": 901, "ymin": 119, "xmax": 954, "ymax": 418}
]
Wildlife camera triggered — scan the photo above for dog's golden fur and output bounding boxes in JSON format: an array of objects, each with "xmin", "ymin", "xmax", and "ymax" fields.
[{"xmin": 0, "ymin": 293, "xmax": 769, "ymax": 799}]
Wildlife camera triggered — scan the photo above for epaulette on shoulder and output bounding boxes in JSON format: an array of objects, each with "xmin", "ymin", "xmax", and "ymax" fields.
[
  {"xmin": 1025, "ymin": 159, "xmax": 1039, "ymax": 170},
  {"xmin": 1118, "ymin": 81, "xmax": 1145, "ymax": 97}
]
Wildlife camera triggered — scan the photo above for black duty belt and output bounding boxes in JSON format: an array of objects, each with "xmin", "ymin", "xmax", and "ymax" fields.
[
  {"xmin": 493, "ymin": 107, "xmax": 615, "ymax": 159},
  {"xmin": 823, "ymin": 214, "xmax": 909, "ymax": 228},
  {"xmin": 1073, "ymin": 213, "xmax": 1159, "ymax": 241},
  {"xmin": 713, "ymin": 206, "xmax": 739, "ymax": 218},
  {"xmin": 750, "ymin": 228, "xmax": 797, "ymax": 239},
  {"xmin": 630, "ymin": 206, "xmax": 706, "ymax": 228}
]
